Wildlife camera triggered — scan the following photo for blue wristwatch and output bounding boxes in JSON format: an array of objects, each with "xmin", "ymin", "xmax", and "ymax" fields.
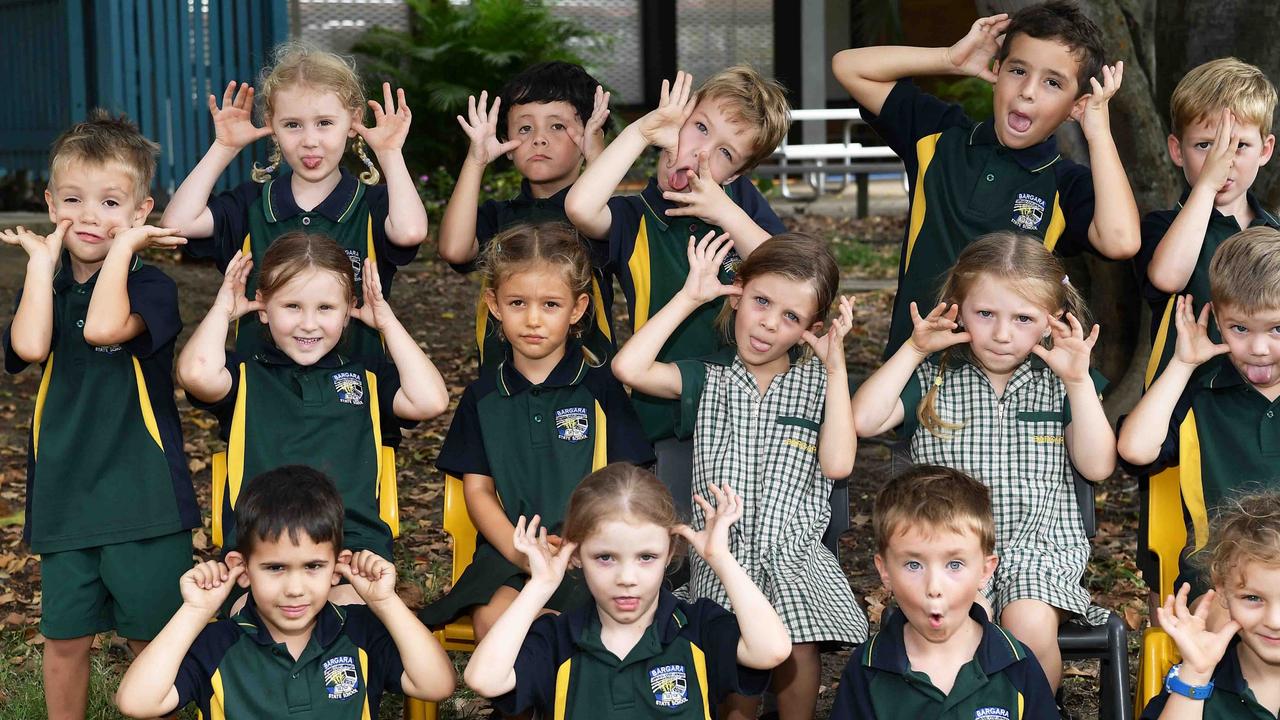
[{"xmin": 1165, "ymin": 663, "xmax": 1214, "ymax": 700}]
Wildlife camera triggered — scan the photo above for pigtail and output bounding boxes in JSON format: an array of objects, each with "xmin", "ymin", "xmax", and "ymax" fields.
[
  {"xmin": 917, "ymin": 349, "xmax": 966, "ymax": 439},
  {"xmin": 353, "ymin": 136, "xmax": 380, "ymax": 185},
  {"xmin": 1043, "ymin": 274, "xmax": 1094, "ymax": 353},
  {"xmin": 251, "ymin": 140, "xmax": 281, "ymax": 183}
]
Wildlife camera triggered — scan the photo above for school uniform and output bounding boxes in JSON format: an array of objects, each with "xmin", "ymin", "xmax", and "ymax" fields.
[
  {"xmin": 599, "ymin": 176, "xmax": 786, "ymax": 442},
  {"xmin": 185, "ymin": 168, "xmax": 418, "ymax": 364},
  {"xmin": 493, "ymin": 587, "xmax": 769, "ymax": 719},
  {"xmin": 418, "ymin": 345, "xmax": 653, "ymax": 625},
  {"xmin": 675, "ymin": 348, "xmax": 866, "ymax": 646},
  {"xmin": 193, "ymin": 345, "xmax": 402, "ymax": 560},
  {"xmin": 2, "ymin": 254, "xmax": 197, "ymax": 639},
  {"xmin": 830, "ymin": 604, "xmax": 1059, "ymax": 720},
  {"xmin": 1120, "ymin": 354, "xmax": 1280, "ymax": 595},
  {"xmin": 900, "ymin": 354, "xmax": 1110, "ymax": 625},
  {"xmin": 449, "ymin": 179, "xmax": 615, "ymax": 375},
  {"xmin": 1136, "ymin": 189, "xmax": 1280, "ymax": 385},
  {"xmin": 865, "ymin": 80, "xmax": 1096, "ymax": 358},
  {"xmin": 1140, "ymin": 637, "xmax": 1274, "ymax": 720},
  {"xmin": 172, "ymin": 596, "xmax": 405, "ymax": 719}
]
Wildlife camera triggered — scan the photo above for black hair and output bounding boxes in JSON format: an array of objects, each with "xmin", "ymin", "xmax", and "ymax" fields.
[
  {"xmin": 234, "ymin": 465, "xmax": 344, "ymax": 557},
  {"xmin": 995, "ymin": 0, "xmax": 1106, "ymax": 98},
  {"xmin": 496, "ymin": 61, "xmax": 601, "ymax": 141}
]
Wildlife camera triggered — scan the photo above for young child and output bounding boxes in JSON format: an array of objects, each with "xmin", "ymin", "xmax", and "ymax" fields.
[
  {"xmin": 851, "ymin": 231, "xmax": 1116, "ymax": 691},
  {"xmin": 161, "ymin": 41, "xmax": 428, "ymax": 363},
  {"xmin": 1141, "ymin": 490, "xmax": 1280, "ymax": 718},
  {"xmin": 831, "ymin": 465, "xmax": 1058, "ymax": 719},
  {"xmin": 565, "ymin": 66, "xmax": 790, "ymax": 459},
  {"xmin": 832, "ymin": 0, "xmax": 1140, "ymax": 359},
  {"xmin": 613, "ymin": 232, "xmax": 864, "ymax": 719},
  {"xmin": 1, "ymin": 111, "xmax": 198, "ymax": 720},
  {"xmin": 115, "ymin": 465, "xmax": 455, "ymax": 718},
  {"xmin": 1119, "ymin": 227, "xmax": 1280, "ymax": 602},
  {"xmin": 1138, "ymin": 58, "xmax": 1278, "ymax": 385},
  {"xmin": 419, "ymin": 223, "xmax": 653, "ymax": 638},
  {"xmin": 177, "ymin": 232, "xmax": 448, "ymax": 573},
  {"xmin": 436, "ymin": 61, "xmax": 615, "ymax": 372},
  {"xmin": 463, "ymin": 463, "xmax": 792, "ymax": 718}
]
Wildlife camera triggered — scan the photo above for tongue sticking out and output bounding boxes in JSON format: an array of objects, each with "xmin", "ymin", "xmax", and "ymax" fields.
[
  {"xmin": 1008, "ymin": 112, "xmax": 1032, "ymax": 133},
  {"xmin": 669, "ymin": 168, "xmax": 691, "ymax": 192},
  {"xmin": 302, "ymin": 157, "xmax": 322, "ymax": 170},
  {"xmin": 1245, "ymin": 363, "xmax": 1275, "ymax": 385}
]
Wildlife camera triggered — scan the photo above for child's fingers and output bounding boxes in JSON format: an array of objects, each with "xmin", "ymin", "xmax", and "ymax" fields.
[
  {"xmin": 1196, "ymin": 300, "xmax": 1213, "ymax": 327},
  {"xmin": 382, "ymin": 81, "xmax": 394, "ymax": 113},
  {"xmin": 397, "ymin": 87, "xmax": 409, "ymax": 116},
  {"xmin": 691, "ymin": 492, "xmax": 714, "ymax": 518},
  {"xmin": 221, "ymin": 80, "xmax": 236, "ymax": 109},
  {"xmin": 1085, "ymin": 323, "xmax": 1101, "ymax": 347},
  {"xmin": 658, "ymin": 78, "xmax": 671, "ymax": 105}
]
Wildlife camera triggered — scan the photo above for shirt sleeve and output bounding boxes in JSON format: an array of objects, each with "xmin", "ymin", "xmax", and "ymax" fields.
[
  {"xmin": 435, "ymin": 385, "xmax": 491, "ymax": 478},
  {"xmin": 1116, "ymin": 383, "xmax": 1196, "ymax": 477},
  {"xmin": 673, "ymin": 360, "xmax": 711, "ymax": 440},
  {"xmin": 603, "ymin": 195, "xmax": 643, "ymax": 270},
  {"xmin": 691, "ymin": 598, "xmax": 770, "ymax": 702},
  {"xmin": 186, "ymin": 355, "xmax": 244, "ymax": 443},
  {"xmin": 863, "ymin": 80, "xmax": 971, "ymax": 175},
  {"xmin": 187, "ymin": 180, "xmax": 260, "ymax": 270},
  {"xmin": 122, "ymin": 265, "xmax": 182, "ymax": 359},
  {"xmin": 447, "ymin": 199, "xmax": 502, "ymax": 275},
  {"xmin": 827, "ymin": 649, "xmax": 875, "ymax": 720},
  {"xmin": 344, "ymin": 606, "xmax": 406, "ymax": 695},
  {"xmin": 729, "ymin": 177, "xmax": 785, "ymax": 235},
  {"xmin": 366, "ymin": 183, "xmax": 419, "ymax": 269},
  {"xmin": 1138, "ymin": 690, "xmax": 1170, "ymax": 720},
  {"xmin": 596, "ymin": 370, "xmax": 656, "ymax": 466},
  {"xmin": 3, "ymin": 289, "xmax": 30, "ymax": 375},
  {"xmin": 491, "ymin": 614, "xmax": 560, "ymax": 715},
  {"xmin": 1051, "ymin": 160, "xmax": 1096, "ymax": 257},
  {"xmin": 172, "ymin": 620, "xmax": 240, "ymax": 712},
  {"xmin": 896, "ymin": 359, "xmax": 933, "ymax": 439},
  {"xmin": 1009, "ymin": 653, "xmax": 1061, "ymax": 720},
  {"xmin": 1137, "ymin": 210, "xmax": 1178, "ymax": 303}
]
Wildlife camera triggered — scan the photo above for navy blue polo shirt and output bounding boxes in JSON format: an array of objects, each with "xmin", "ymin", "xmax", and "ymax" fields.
[
  {"xmin": 598, "ymin": 176, "xmax": 786, "ymax": 441},
  {"xmin": 865, "ymin": 80, "xmax": 1095, "ymax": 358},
  {"xmin": 172, "ymin": 596, "xmax": 405, "ymax": 719},
  {"xmin": 1140, "ymin": 637, "xmax": 1275, "ymax": 719},
  {"xmin": 830, "ymin": 604, "xmax": 1058, "ymax": 720},
  {"xmin": 494, "ymin": 588, "xmax": 769, "ymax": 719}
]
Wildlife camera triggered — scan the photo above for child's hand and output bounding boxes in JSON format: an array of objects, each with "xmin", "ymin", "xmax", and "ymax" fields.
[
  {"xmin": 212, "ymin": 251, "xmax": 264, "ymax": 321},
  {"xmin": 1173, "ymin": 295, "xmax": 1229, "ymax": 368},
  {"xmin": 1031, "ymin": 312, "xmax": 1099, "ymax": 385},
  {"xmin": 907, "ymin": 302, "xmax": 971, "ymax": 356},
  {"xmin": 803, "ymin": 295, "xmax": 855, "ymax": 372},
  {"xmin": 179, "ymin": 560, "xmax": 243, "ymax": 616},
  {"xmin": 457, "ymin": 91, "xmax": 522, "ymax": 166},
  {"xmin": 662, "ymin": 152, "xmax": 735, "ymax": 223},
  {"xmin": 1155, "ymin": 584, "xmax": 1240, "ymax": 682},
  {"xmin": 338, "ymin": 550, "xmax": 398, "ymax": 606},
  {"xmin": 571, "ymin": 85, "xmax": 611, "ymax": 162},
  {"xmin": 512, "ymin": 515, "xmax": 576, "ymax": 590},
  {"xmin": 675, "ymin": 484, "xmax": 742, "ymax": 565},
  {"xmin": 635, "ymin": 71, "xmax": 695, "ymax": 153},
  {"xmin": 678, "ymin": 231, "xmax": 741, "ymax": 306},
  {"xmin": 208, "ymin": 81, "xmax": 272, "ymax": 150},
  {"xmin": 110, "ymin": 225, "xmax": 186, "ymax": 255},
  {"xmin": 356, "ymin": 82, "xmax": 412, "ymax": 156},
  {"xmin": 0, "ymin": 220, "xmax": 70, "ymax": 272},
  {"xmin": 1075, "ymin": 62, "xmax": 1124, "ymax": 136},
  {"xmin": 943, "ymin": 14, "xmax": 1009, "ymax": 83},
  {"xmin": 1195, "ymin": 109, "xmax": 1238, "ymax": 195},
  {"xmin": 350, "ymin": 261, "xmax": 398, "ymax": 332}
]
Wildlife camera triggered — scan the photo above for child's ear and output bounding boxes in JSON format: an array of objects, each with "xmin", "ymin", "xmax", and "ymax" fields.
[
  {"xmin": 570, "ymin": 292, "xmax": 590, "ymax": 325},
  {"xmin": 332, "ymin": 549, "xmax": 353, "ymax": 586},
  {"xmin": 1167, "ymin": 133, "xmax": 1186, "ymax": 168},
  {"xmin": 1069, "ymin": 93, "xmax": 1090, "ymax": 123},
  {"xmin": 981, "ymin": 553, "xmax": 999, "ymax": 585},
  {"xmin": 728, "ymin": 278, "xmax": 744, "ymax": 309},
  {"xmin": 225, "ymin": 552, "xmax": 252, "ymax": 587},
  {"xmin": 808, "ymin": 320, "xmax": 824, "ymax": 337},
  {"xmin": 256, "ymin": 290, "xmax": 268, "ymax": 325},
  {"xmin": 483, "ymin": 288, "xmax": 501, "ymax": 320},
  {"xmin": 873, "ymin": 553, "xmax": 891, "ymax": 592},
  {"xmin": 44, "ymin": 189, "xmax": 57, "ymax": 224},
  {"xmin": 1261, "ymin": 134, "xmax": 1276, "ymax": 166},
  {"xmin": 132, "ymin": 196, "xmax": 155, "ymax": 226}
]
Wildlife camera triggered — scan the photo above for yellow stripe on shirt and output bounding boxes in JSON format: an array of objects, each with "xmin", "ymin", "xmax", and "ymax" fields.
[
  {"xmin": 1146, "ymin": 296, "xmax": 1177, "ymax": 388},
  {"xmin": 1179, "ymin": 408, "xmax": 1210, "ymax": 551},
  {"xmin": 32, "ymin": 351, "xmax": 53, "ymax": 458},
  {"xmin": 904, "ymin": 133, "xmax": 942, "ymax": 274},
  {"xmin": 359, "ymin": 648, "xmax": 372, "ymax": 720},
  {"xmin": 629, "ymin": 217, "xmax": 653, "ymax": 330},
  {"xmin": 592, "ymin": 400, "xmax": 608, "ymax": 471},
  {"xmin": 553, "ymin": 658, "xmax": 573, "ymax": 720},
  {"xmin": 1043, "ymin": 193, "xmax": 1066, "ymax": 253},
  {"xmin": 132, "ymin": 357, "xmax": 164, "ymax": 449},
  {"xmin": 690, "ymin": 643, "xmax": 712, "ymax": 720},
  {"xmin": 209, "ymin": 669, "xmax": 226, "ymax": 720}
]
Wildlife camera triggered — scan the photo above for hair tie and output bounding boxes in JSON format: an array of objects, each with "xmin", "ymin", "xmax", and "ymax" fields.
[
  {"xmin": 933, "ymin": 374, "xmax": 944, "ymax": 387},
  {"xmin": 1062, "ymin": 274, "xmax": 1071, "ymax": 286}
]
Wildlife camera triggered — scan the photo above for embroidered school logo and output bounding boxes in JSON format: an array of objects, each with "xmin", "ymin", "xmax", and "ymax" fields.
[
  {"xmin": 322, "ymin": 656, "xmax": 359, "ymax": 700},
  {"xmin": 721, "ymin": 248, "xmax": 743, "ymax": 278},
  {"xmin": 554, "ymin": 407, "xmax": 590, "ymax": 443},
  {"xmin": 974, "ymin": 707, "xmax": 1010, "ymax": 720},
  {"xmin": 345, "ymin": 249, "xmax": 363, "ymax": 284},
  {"xmin": 332, "ymin": 372, "xmax": 365, "ymax": 406},
  {"xmin": 1011, "ymin": 192, "xmax": 1046, "ymax": 230},
  {"xmin": 649, "ymin": 664, "xmax": 689, "ymax": 707}
]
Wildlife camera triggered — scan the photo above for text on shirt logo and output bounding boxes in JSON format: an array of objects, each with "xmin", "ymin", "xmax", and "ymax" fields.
[
  {"xmin": 649, "ymin": 664, "xmax": 689, "ymax": 707},
  {"xmin": 333, "ymin": 372, "xmax": 365, "ymax": 406},
  {"xmin": 1011, "ymin": 193, "xmax": 1046, "ymax": 231},
  {"xmin": 554, "ymin": 407, "xmax": 589, "ymax": 443},
  {"xmin": 322, "ymin": 656, "xmax": 360, "ymax": 700}
]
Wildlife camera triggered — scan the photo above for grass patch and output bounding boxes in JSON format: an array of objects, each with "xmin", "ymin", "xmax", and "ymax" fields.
[{"xmin": 828, "ymin": 234, "xmax": 899, "ymax": 278}]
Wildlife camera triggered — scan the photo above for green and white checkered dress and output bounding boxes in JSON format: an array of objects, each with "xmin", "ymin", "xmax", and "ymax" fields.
[
  {"xmin": 676, "ymin": 350, "xmax": 867, "ymax": 645},
  {"xmin": 902, "ymin": 355, "xmax": 1110, "ymax": 625}
]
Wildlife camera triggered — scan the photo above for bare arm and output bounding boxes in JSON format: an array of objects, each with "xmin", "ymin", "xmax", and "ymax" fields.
[
  {"xmin": 462, "ymin": 474, "xmax": 527, "ymax": 569},
  {"xmin": 1, "ymin": 222, "xmax": 69, "ymax": 363},
  {"xmin": 1030, "ymin": 314, "xmax": 1115, "ymax": 480},
  {"xmin": 809, "ymin": 297, "xmax": 856, "ymax": 479},
  {"xmin": 1152, "ymin": 586, "xmax": 1240, "ymax": 720},
  {"xmin": 83, "ymin": 227, "xmax": 185, "ymax": 347},
  {"xmin": 357, "ymin": 84, "xmax": 429, "ymax": 247},
  {"xmin": 437, "ymin": 92, "xmax": 522, "ymax": 265},
  {"xmin": 175, "ymin": 252, "xmax": 259, "ymax": 403},
  {"xmin": 1078, "ymin": 64, "xmax": 1141, "ymax": 260}
]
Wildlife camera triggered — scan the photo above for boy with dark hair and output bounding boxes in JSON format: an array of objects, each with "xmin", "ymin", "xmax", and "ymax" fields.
[
  {"xmin": 833, "ymin": 0, "xmax": 1141, "ymax": 359},
  {"xmin": 115, "ymin": 465, "xmax": 455, "ymax": 718},
  {"xmin": 2, "ymin": 109, "xmax": 197, "ymax": 720},
  {"xmin": 831, "ymin": 465, "xmax": 1058, "ymax": 719},
  {"xmin": 437, "ymin": 60, "xmax": 614, "ymax": 372}
]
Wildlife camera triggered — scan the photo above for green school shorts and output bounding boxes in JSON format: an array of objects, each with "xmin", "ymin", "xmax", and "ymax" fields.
[{"xmin": 40, "ymin": 530, "xmax": 192, "ymax": 640}]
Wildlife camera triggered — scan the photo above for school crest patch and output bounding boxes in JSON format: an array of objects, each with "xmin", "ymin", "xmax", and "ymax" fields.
[
  {"xmin": 345, "ymin": 249, "xmax": 364, "ymax": 284},
  {"xmin": 649, "ymin": 664, "xmax": 689, "ymax": 707},
  {"xmin": 322, "ymin": 655, "xmax": 359, "ymax": 700},
  {"xmin": 554, "ymin": 406, "xmax": 589, "ymax": 443},
  {"xmin": 721, "ymin": 248, "xmax": 743, "ymax": 278},
  {"xmin": 1012, "ymin": 192, "xmax": 1046, "ymax": 230},
  {"xmin": 974, "ymin": 707, "xmax": 1010, "ymax": 720},
  {"xmin": 332, "ymin": 371, "xmax": 365, "ymax": 406}
]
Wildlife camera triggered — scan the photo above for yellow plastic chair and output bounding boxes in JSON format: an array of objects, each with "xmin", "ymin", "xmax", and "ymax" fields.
[
  {"xmin": 1134, "ymin": 465, "xmax": 1186, "ymax": 717},
  {"xmin": 405, "ymin": 474, "xmax": 477, "ymax": 720}
]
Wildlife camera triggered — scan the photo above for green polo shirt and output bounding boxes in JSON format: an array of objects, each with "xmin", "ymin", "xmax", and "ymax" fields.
[
  {"xmin": 449, "ymin": 179, "xmax": 616, "ymax": 376},
  {"xmin": 866, "ymin": 80, "xmax": 1096, "ymax": 359},
  {"xmin": 172, "ymin": 596, "xmax": 405, "ymax": 719},
  {"xmin": 1140, "ymin": 637, "xmax": 1276, "ymax": 719},
  {"xmin": 3, "ymin": 255, "xmax": 198, "ymax": 553},
  {"xmin": 194, "ymin": 346, "xmax": 401, "ymax": 558},
  {"xmin": 186, "ymin": 168, "xmax": 419, "ymax": 365},
  {"xmin": 1137, "ymin": 189, "xmax": 1280, "ymax": 386},
  {"xmin": 599, "ymin": 176, "xmax": 786, "ymax": 440},
  {"xmin": 494, "ymin": 588, "xmax": 769, "ymax": 719},
  {"xmin": 830, "ymin": 604, "xmax": 1059, "ymax": 720},
  {"xmin": 1120, "ymin": 355, "xmax": 1280, "ymax": 588}
]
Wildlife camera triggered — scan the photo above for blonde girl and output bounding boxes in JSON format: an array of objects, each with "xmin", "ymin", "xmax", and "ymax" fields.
[{"xmin": 850, "ymin": 230, "xmax": 1117, "ymax": 691}]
